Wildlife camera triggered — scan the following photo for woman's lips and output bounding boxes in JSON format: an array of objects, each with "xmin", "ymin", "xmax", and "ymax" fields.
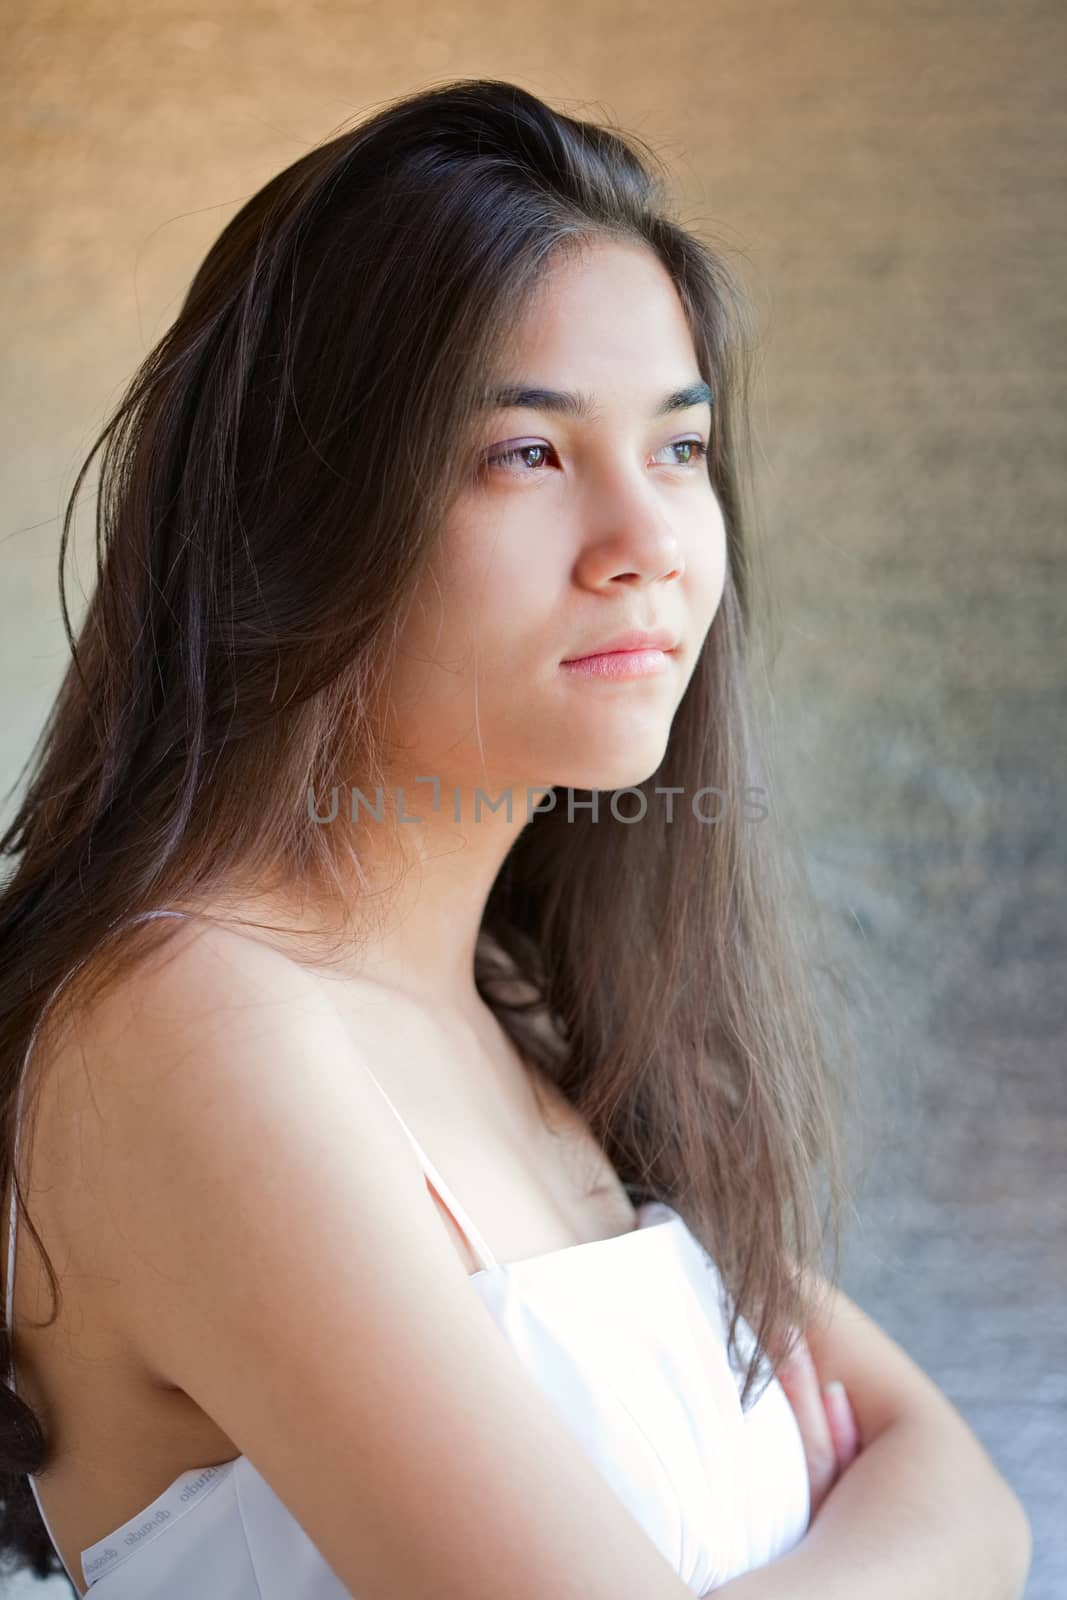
[{"xmin": 559, "ymin": 647, "xmax": 675, "ymax": 679}]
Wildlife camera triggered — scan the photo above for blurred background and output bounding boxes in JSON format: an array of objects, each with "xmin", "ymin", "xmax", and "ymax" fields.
[{"xmin": 1, "ymin": 1, "xmax": 1063, "ymax": 1595}]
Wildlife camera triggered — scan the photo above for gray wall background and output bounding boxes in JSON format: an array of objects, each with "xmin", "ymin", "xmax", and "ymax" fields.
[{"xmin": 2, "ymin": 2, "xmax": 1063, "ymax": 1595}]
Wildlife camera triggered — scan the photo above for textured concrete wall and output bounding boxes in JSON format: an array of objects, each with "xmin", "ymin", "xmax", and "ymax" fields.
[{"xmin": 2, "ymin": 3, "xmax": 1063, "ymax": 1595}]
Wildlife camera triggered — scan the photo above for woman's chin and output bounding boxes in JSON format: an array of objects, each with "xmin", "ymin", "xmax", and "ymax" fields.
[{"xmin": 548, "ymin": 743, "xmax": 670, "ymax": 798}]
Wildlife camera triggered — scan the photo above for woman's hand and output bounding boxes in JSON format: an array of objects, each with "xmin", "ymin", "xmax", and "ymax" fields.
[{"xmin": 776, "ymin": 1334, "xmax": 862, "ymax": 1526}]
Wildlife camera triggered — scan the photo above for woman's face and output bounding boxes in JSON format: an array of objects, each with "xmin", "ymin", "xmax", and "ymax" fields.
[{"xmin": 385, "ymin": 239, "xmax": 728, "ymax": 805}]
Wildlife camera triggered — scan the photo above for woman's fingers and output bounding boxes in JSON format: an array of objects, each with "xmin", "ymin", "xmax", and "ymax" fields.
[
  {"xmin": 822, "ymin": 1379, "xmax": 861, "ymax": 1468},
  {"xmin": 776, "ymin": 1336, "xmax": 839, "ymax": 1523}
]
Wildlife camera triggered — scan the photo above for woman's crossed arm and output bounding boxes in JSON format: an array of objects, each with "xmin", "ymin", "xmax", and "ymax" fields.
[{"xmin": 708, "ymin": 1268, "xmax": 1032, "ymax": 1599}]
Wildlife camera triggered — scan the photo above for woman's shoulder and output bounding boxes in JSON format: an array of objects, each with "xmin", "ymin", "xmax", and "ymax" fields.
[
  {"xmin": 116, "ymin": 896, "xmax": 414, "ymax": 1020},
  {"xmin": 27, "ymin": 904, "xmax": 418, "ymax": 1302},
  {"xmin": 38, "ymin": 904, "xmax": 334, "ymax": 1071},
  {"xmin": 18, "ymin": 905, "xmax": 368, "ymax": 1243}
]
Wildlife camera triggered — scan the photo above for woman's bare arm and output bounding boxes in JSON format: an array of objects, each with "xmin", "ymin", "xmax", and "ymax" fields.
[
  {"xmin": 707, "ymin": 1408, "xmax": 1032, "ymax": 1599},
  {"xmin": 791, "ymin": 1258, "xmax": 994, "ymax": 1448},
  {"xmin": 717, "ymin": 1260, "xmax": 1032, "ymax": 1598},
  {"xmin": 59, "ymin": 923, "xmax": 703, "ymax": 1600}
]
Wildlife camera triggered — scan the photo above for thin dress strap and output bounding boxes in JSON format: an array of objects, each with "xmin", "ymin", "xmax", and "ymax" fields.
[
  {"xmin": 358, "ymin": 1065, "xmax": 499, "ymax": 1273},
  {"xmin": 8, "ymin": 1096, "xmax": 77, "ymax": 1593}
]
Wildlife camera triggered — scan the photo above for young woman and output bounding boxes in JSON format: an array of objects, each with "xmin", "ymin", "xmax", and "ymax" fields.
[{"xmin": 0, "ymin": 78, "xmax": 1029, "ymax": 1600}]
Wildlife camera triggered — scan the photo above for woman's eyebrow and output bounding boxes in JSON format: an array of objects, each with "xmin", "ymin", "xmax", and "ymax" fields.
[{"xmin": 478, "ymin": 379, "xmax": 713, "ymax": 422}]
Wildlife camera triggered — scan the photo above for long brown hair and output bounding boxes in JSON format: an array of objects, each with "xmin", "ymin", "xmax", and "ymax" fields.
[{"xmin": 0, "ymin": 76, "xmax": 862, "ymax": 1580}]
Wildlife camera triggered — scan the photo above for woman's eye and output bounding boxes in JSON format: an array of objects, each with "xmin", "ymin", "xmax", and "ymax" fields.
[
  {"xmin": 485, "ymin": 442, "xmax": 555, "ymax": 473},
  {"xmin": 483, "ymin": 437, "xmax": 709, "ymax": 476},
  {"xmin": 660, "ymin": 438, "xmax": 709, "ymax": 468}
]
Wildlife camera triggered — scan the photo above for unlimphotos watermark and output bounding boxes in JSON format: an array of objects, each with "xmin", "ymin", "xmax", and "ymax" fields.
[{"xmin": 307, "ymin": 779, "xmax": 769, "ymax": 826}]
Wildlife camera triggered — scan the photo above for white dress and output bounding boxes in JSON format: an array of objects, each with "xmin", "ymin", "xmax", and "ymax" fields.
[{"xmin": 5, "ymin": 909, "xmax": 810, "ymax": 1597}]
